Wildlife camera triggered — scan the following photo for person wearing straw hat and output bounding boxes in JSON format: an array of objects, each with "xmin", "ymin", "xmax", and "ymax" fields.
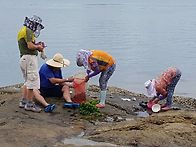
[
  {"xmin": 76, "ymin": 49, "xmax": 116, "ymax": 108},
  {"xmin": 17, "ymin": 15, "xmax": 46, "ymax": 112},
  {"xmin": 144, "ymin": 67, "xmax": 181, "ymax": 111},
  {"xmin": 37, "ymin": 53, "xmax": 76, "ymax": 110}
]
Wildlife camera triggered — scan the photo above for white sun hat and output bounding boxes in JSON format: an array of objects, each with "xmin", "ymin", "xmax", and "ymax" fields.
[
  {"xmin": 144, "ymin": 79, "xmax": 157, "ymax": 97},
  {"xmin": 46, "ymin": 53, "xmax": 70, "ymax": 68}
]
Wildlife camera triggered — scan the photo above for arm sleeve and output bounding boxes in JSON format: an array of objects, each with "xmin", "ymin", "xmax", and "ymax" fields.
[
  {"xmin": 26, "ymin": 28, "xmax": 34, "ymax": 42},
  {"xmin": 86, "ymin": 69, "xmax": 91, "ymax": 75},
  {"xmin": 88, "ymin": 62, "xmax": 100, "ymax": 78},
  {"xmin": 43, "ymin": 68, "xmax": 55, "ymax": 80},
  {"xmin": 88, "ymin": 70, "xmax": 100, "ymax": 78},
  {"xmin": 46, "ymin": 70, "xmax": 63, "ymax": 80}
]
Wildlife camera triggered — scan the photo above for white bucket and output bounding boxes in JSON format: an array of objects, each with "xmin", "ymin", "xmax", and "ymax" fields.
[{"xmin": 151, "ymin": 104, "xmax": 161, "ymax": 112}]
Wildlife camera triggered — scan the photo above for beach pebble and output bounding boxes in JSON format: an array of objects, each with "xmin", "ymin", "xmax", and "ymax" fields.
[
  {"xmin": 105, "ymin": 116, "xmax": 114, "ymax": 122},
  {"xmin": 114, "ymin": 116, "xmax": 125, "ymax": 122},
  {"xmin": 121, "ymin": 98, "xmax": 131, "ymax": 101}
]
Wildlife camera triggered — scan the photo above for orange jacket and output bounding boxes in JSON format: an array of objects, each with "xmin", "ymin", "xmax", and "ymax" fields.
[{"xmin": 89, "ymin": 50, "xmax": 115, "ymax": 71}]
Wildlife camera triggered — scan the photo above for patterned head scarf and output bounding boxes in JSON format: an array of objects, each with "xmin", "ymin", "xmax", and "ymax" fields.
[
  {"xmin": 24, "ymin": 15, "xmax": 44, "ymax": 38},
  {"xmin": 76, "ymin": 49, "xmax": 92, "ymax": 69}
]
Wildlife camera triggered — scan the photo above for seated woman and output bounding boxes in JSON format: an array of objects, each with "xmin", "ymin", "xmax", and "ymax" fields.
[{"xmin": 33, "ymin": 53, "xmax": 74, "ymax": 112}]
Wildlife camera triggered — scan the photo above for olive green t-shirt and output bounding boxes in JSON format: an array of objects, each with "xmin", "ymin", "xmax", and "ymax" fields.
[{"xmin": 17, "ymin": 26, "xmax": 38, "ymax": 57}]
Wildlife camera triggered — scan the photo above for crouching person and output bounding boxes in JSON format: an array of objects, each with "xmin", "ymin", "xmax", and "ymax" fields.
[
  {"xmin": 144, "ymin": 67, "xmax": 181, "ymax": 111},
  {"xmin": 76, "ymin": 49, "xmax": 116, "ymax": 108}
]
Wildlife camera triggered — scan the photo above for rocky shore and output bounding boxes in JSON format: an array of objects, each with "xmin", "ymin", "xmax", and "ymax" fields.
[{"xmin": 0, "ymin": 84, "xmax": 196, "ymax": 147}]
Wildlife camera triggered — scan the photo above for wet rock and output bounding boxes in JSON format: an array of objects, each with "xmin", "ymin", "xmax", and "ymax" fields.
[
  {"xmin": 1, "ymin": 84, "xmax": 196, "ymax": 147},
  {"xmin": 113, "ymin": 116, "xmax": 125, "ymax": 122},
  {"xmin": 133, "ymin": 105, "xmax": 143, "ymax": 111},
  {"xmin": 105, "ymin": 116, "xmax": 114, "ymax": 122},
  {"xmin": 0, "ymin": 101, "xmax": 5, "ymax": 105}
]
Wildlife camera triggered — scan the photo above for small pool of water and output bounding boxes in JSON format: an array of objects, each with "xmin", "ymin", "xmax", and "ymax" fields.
[
  {"xmin": 135, "ymin": 111, "xmax": 150, "ymax": 117},
  {"xmin": 62, "ymin": 138, "xmax": 117, "ymax": 146}
]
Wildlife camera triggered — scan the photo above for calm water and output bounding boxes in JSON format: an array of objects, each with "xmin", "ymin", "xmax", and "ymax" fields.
[{"xmin": 0, "ymin": 0, "xmax": 196, "ymax": 97}]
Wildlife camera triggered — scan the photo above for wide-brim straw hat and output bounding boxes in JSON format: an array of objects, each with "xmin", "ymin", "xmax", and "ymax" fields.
[{"xmin": 46, "ymin": 53, "xmax": 70, "ymax": 68}]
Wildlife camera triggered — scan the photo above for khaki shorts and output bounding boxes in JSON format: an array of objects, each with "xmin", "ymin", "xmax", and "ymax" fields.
[{"xmin": 19, "ymin": 55, "xmax": 40, "ymax": 89}]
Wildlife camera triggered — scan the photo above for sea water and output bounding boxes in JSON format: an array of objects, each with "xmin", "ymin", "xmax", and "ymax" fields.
[{"xmin": 0, "ymin": 0, "xmax": 196, "ymax": 97}]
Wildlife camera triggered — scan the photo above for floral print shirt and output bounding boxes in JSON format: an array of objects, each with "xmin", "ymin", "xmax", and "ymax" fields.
[{"xmin": 155, "ymin": 67, "xmax": 177, "ymax": 97}]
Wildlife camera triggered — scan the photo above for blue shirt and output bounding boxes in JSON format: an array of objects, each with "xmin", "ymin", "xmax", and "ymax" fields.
[{"xmin": 39, "ymin": 63, "xmax": 62, "ymax": 88}]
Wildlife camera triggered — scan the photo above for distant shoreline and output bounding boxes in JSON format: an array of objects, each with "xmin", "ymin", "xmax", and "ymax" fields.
[{"xmin": 0, "ymin": 83, "xmax": 22, "ymax": 89}]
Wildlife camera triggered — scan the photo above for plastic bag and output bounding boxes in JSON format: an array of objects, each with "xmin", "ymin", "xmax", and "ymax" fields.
[{"xmin": 71, "ymin": 71, "xmax": 87, "ymax": 104}]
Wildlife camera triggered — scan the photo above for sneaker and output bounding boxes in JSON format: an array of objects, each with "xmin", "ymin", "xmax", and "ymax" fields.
[
  {"xmin": 161, "ymin": 105, "xmax": 171, "ymax": 111},
  {"xmin": 19, "ymin": 98, "xmax": 27, "ymax": 108},
  {"xmin": 24, "ymin": 102, "xmax": 42, "ymax": 113},
  {"xmin": 44, "ymin": 104, "xmax": 56, "ymax": 113},
  {"xmin": 96, "ymin": 103, "xmax": 105, "ymax": 108}
]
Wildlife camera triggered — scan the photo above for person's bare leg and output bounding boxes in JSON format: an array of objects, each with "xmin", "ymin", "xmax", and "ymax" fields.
[
  {"xmin": 19, "ymin": 84, "xmax": 28, "ymax": 108},
  {"xmin": 33, "ymin": 89, "xmax": 49, "ymax": 107},
  {"xmin": 26, "ymin": 89, "xmax": 34, "ymax": 101},
  {"xmin": 22, "ymin": 84, "xmax": 27, "ymax": 98},
  {"xmin": 62, "ymin": 85, "xmax": 72, "ymax": 102}
]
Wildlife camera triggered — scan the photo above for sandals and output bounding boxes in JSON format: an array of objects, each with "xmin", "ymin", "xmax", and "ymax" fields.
[
  {"xmin": 63, "ymin": 102, "xmax": 80, "ymax": 108},
  {"xmin": 44, "ymin": 104, "xmax": 56, "ymax": 113}
]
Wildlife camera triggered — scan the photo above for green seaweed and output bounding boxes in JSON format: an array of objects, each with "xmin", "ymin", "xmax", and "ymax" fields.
[{"xmin": 79, "ymin": 99, "xmax": 102, "ymax": 117}]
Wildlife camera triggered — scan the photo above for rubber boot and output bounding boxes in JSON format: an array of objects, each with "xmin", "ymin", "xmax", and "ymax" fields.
[{"xmin": 96, "ymin": 90, "xmax": 106, "ymax": 108}]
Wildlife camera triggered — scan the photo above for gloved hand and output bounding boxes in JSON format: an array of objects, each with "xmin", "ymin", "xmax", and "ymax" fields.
[
  {"xmin": 86, "ymin": 69, "xmax": 91, "ymax": 75},
  {"xmin": 37, "ymin": 41, "xmax": 47, "ymax": 48},
  {"xmin": 158, "ymin": 95, "xmax": 165, "ymax": 100},
  {"xmin": 35, "ymin": 41, "xmax": 47, "ymax": 52}
]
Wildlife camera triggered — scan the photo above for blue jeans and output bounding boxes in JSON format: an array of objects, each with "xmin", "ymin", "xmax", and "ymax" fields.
[
  {"xmin": 99, "ymin": 64, "xmax": 116, "ymax": 91},
  {"xmin": 166, "ymin": 69, "xmax": 181, "ymax": 106}
]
